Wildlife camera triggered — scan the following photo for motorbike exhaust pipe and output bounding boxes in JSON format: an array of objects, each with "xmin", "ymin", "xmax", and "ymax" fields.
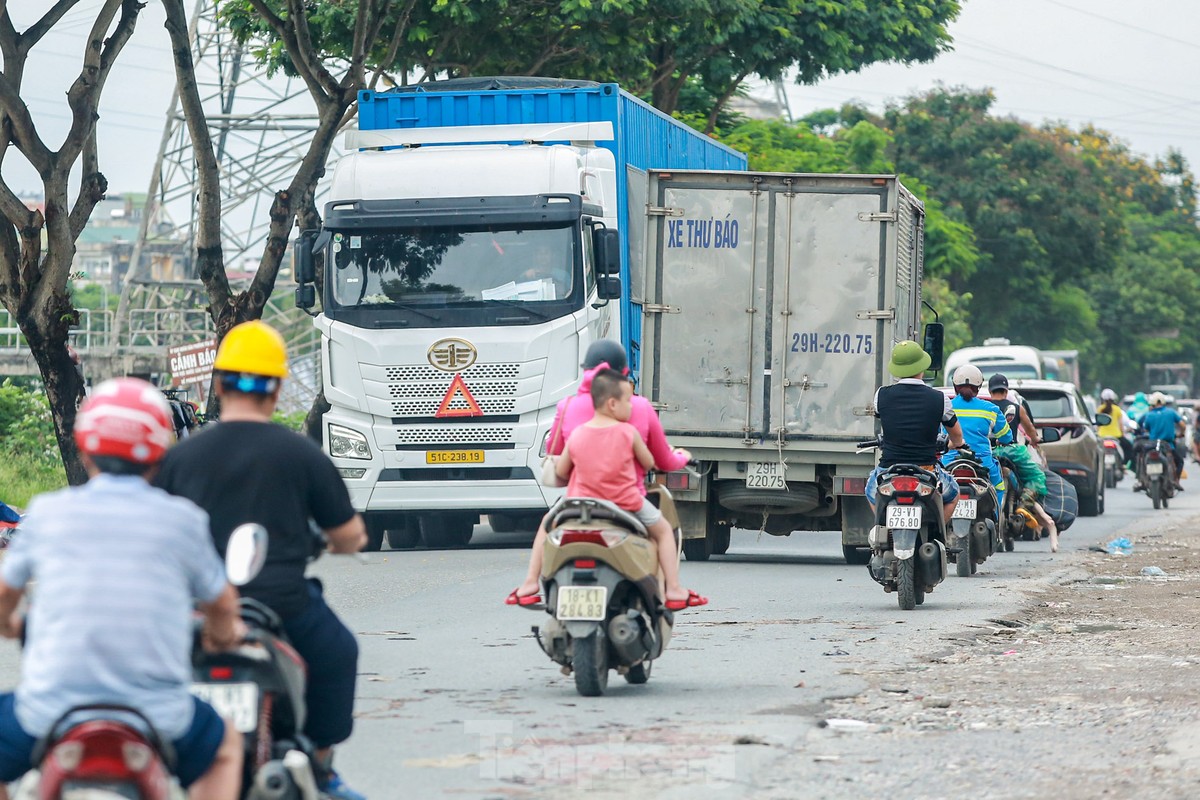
[
  {"xmin": 248, "ymin": 761, "xmax": 293, "ymax": 800},
  {"xmin": 607, "ymin": 611, "xmax": 650, "ymax": 664},
  {"xmin": 971, "ymin": 520, "xmax": 991, "ymax": 561},
  {"xmin": 918, "ymin": 541, "xmax": 946, "ymax": 587},
  {"xmin": 283, "ymin": 750, "xmax": 321, "ymax": 800}
]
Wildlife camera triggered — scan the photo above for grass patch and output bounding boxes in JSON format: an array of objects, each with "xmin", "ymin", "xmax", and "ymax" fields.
[{"xmin": 0, "ymin": 449, "xmax": 67, "ymax": 509}]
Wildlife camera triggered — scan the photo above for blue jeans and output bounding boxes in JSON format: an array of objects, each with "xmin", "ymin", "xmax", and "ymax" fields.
[
  {"xmin": 866, "ymin": 465, "xmax": 959, "ymax": 506},
  {"xmin": 283, "ymin": 579, "xmax": 359, "ymax": 749},
  {"xmin": 0, "ymin": 693, "xmax": 224, "ymax": 787}
]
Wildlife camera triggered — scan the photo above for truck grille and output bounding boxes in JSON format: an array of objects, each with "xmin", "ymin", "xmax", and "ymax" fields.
[
  {"xmin": 393, "ymin": 426, "xmax": 515, "ymax": 445},
  {"xmin": 384, "ymin": 363, "xmax": 521, "ymax": 417}
]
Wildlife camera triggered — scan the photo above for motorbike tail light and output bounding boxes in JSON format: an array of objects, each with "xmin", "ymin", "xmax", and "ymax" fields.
[
  {"xmin": 53, "ymin": 741, "xmax": 83, "ymax": 771},
  {"xmin": 890, "ymin": 476, "xmax": 920, "ymax": 493},
  {"xmin": 209, "ymin": 666, "xmax": 234, "ymax": 680},
  {"xmin": 952, "ymin": 467, "xmax": 976, "ymax": 481},
  {"xmin": 574, "ymin": 559, "xmax": 596, "ymax": 568},
  {"xmin": 122, "ymin": 742, "xmax": 152, "ymax": 772},
  {"xmin": 1103, "ymin": 439, "xmax": 1119, "ymax": 450}
]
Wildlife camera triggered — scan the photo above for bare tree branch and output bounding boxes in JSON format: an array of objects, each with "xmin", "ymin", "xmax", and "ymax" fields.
[
  {"xmin": 161, "ymin": 0, "xmax": 230, "ymax": 316},
  {"xmin": 19, "ymin": 0, "xmax": 82, "ymax": 51},
  {"xmin": 0, "ymin": 73, "xmax": 53, "ymax": 175}
]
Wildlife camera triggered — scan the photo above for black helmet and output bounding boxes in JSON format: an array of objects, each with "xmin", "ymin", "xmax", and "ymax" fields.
[{"xmin": 583, "ymin": 339, "xmax": 627, "ymax": 372}]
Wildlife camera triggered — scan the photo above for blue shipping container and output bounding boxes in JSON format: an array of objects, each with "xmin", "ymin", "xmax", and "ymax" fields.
[{"xmin": 357, "ymin": 82, "xmax": 748, "ymax": 373}]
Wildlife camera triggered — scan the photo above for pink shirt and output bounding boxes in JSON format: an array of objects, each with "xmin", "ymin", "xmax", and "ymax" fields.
[
  {"xmin": 564, "ymin": 423, "xmax": 644, "ymax": 512},
  {"xmin": 546, "ymin": 365, "xmax": 689, "ymax": 493}
]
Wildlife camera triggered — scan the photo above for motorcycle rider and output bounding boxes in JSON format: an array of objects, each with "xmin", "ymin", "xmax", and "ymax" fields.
[
  {"xmin": 1135, "ymin": 391, "xmax": 1185, "ymax": 490},
  {"xmin": 866, "ymin": 341, "xmax": 966, "ymax": 524},
  {"xmin": 1096, "ymin": 388, "xmax": 1133, "ymax": 467},
  {"xmin": 0, "ymin": 378, "xmax": 244, "ymax": 800},
  {"xmin": 988, "ymin": 374, "xmax": 1047, "ymax": 502},
  {"xmin": 154, "ymin": 321, "xmax": 369, "ymax": 800},
  {"xmin": 943, "ymin": 365, "xmax": 1013, "ymax": 511},
  {"xmin": 1127, "ymin": 391, "xmax": 1150, "ymax": 425},
  {"xmin": 510, "ymin": 339, "xmax": 692, "ymax": 606}
]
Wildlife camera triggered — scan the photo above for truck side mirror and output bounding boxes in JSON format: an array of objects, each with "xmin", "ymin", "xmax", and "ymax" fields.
[
  {"xmin": 923, "ymin": 322, "xmax": 945, "ymax": 372},
  {"xmin": 596, "ymin": 276, "xmax": 622, "ymax": 303},
  {"xmin": 294, "ymin": 229, "xmax": 318, "ymax": 284},
  {"xmin": 592, "ymin": 227, "xmax": 621, "ymax": 275},
  {"xmin": 296, "ymin": 283, "xmax": 316, "ymax": 310}
]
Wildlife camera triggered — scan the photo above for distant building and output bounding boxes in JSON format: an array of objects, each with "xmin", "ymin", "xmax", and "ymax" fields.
[{"xmin": 71, "ymin": 194, "xmax": 191, "ymax": 288}]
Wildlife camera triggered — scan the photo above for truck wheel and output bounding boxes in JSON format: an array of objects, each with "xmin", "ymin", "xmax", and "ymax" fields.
[
  {"xmin": 842, "ymin": 545, "xmax": 871, "ymax": 565},
  {"xmin": 386, "ymin": 520, "xmax": 421, "ymax": 550},
  {"xmin": 682, "ymin": 536, "xmax": 712, "ymax": 562},
  {"xmin": 363, "ymin": 516, "xmax": 385, "ymax": 552},
  {"xmin": 419, "ymin": 514, "xmax": 477, "ymax": 548},
  {"xmin": 712, "ymin": 526, "xmax": 732, "ymax": 555}
]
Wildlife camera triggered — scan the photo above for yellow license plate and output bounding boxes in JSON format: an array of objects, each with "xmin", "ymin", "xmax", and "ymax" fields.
[{"xmin": 426, "ymin": 450, "xmax": 484, "ymax": 464}]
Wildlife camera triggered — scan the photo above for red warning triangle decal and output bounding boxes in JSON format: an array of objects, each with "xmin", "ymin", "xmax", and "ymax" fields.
[{"xmin": 435, "ymin": 374, "xmax": 484, "ymax": 418}]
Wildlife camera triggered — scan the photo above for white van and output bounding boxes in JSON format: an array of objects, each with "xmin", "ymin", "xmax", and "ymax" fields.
[{"xmin": 943, "ymin": 338, "xmax": 1043, "ymax": 385}]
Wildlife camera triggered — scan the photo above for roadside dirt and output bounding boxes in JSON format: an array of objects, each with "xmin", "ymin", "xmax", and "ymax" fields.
[{"xmin": 798, "ymin": 510, "xmax": 1200, "ymax": 799}]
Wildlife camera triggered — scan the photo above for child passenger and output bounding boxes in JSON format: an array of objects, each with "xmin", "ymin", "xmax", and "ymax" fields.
[{"xmin": 553, "ymin": 369, "xmax": 706, "ymax": 610}]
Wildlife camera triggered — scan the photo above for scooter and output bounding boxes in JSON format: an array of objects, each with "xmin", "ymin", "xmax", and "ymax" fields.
[
  {"xmin": 859, "ymin": 441, "xmax": 949, "ymax": 611},
  {"xmin": 1136, "ymin": 437, "xmax": 1177, "ymax": 510},
  {"xmin": 190, "ymin": 525, "xmax": 324, "ymax": 799},
  {"xmin": 529, "ymin": 484, "xmax": 683, "ymax": 697},
  {"xmin": 10, "ymin": 526, "xmax": 270, "ymax": 800},
  {"xmin": 943, "ymin": 447, "xmax": 1000, "ymax": 577},
  {"xmin": 1102, "ymin": 437, "xmax": 1125, "ymax": 488}
]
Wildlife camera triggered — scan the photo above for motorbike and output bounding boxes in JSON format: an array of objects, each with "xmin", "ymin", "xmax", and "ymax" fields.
[
  {"xmin": 528, "ymin": 481, "xmax": 684, "ymax": 697},
  {"xmin": 859, "ymin": 440, "xmax": 949, "ymax": 611},
  {"xmin": 10, "ymin": 525, "xmax": 269, "ymax": 800},
  {"xmin": 190, "ymin": 524, "xmax": 325, "ymax": 799},
  {"xmin": 1136, "ymin": 437, "xmax": 1177, "ymax": 510},
  {"xmin": 943, "ymin": 447, "xmax": 1000, "ymax": 577},
  {"xmin": 1102, "ymin": 437, "xmax": 1126, "ymax": 488}
]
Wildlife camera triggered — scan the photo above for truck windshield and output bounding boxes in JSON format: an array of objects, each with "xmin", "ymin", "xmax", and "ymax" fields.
[{"xmin": 325, "ymin": 222, "xmax": 582, "ymax": 328}]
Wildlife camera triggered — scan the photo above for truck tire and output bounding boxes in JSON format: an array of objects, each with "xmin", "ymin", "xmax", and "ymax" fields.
[
  {"xmin": 842, "ymin": 545, "xmax": 871, "ymax": 565},
  {"xmin": 386, "ymin": 520, "xmax": 421, "ymax": 550},
  {"xmin": 712, "ymin": 526, "xmax": 732, "ymax": 556},
  {"xmin": 716, "ymin": 483, "xmax": 820, "ymax": 516},
  {"xmin": 363, "ymin": 515, "xmax": 385, "ymax": 552},
  {"xmin": 419, "ymin": 513, "xmax": 477, "ymax": 548},
  {"xmin": 682, "ymin": 536, "xmax": 712, "ymax": 562}
]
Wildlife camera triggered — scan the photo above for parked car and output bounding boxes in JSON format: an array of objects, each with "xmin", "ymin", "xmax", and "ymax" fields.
[{"xmin": 1012, "ymin": 379, "xmax": 1107, "ymax": 517}]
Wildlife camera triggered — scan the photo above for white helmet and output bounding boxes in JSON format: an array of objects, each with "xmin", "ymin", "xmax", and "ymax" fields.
[
  {"xmin": 952, "ymin": 364, "xmax": 984, "ymax": 388},
  {"xmin": 1101, "ymin": 388, "xmax": 1117, "ymax": 402},
  {"xmin": 1150, "ymin": 391, "xmax": 1166, "ymax": 407}
]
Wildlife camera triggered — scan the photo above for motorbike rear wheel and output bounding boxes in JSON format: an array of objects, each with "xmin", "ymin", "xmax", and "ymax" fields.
[
  {"xmin": 897, "ymin": 558, "xmax": 917, "ymax": 611},
  {"xmin": 1151, "ymin": 480, "xmax": 1162, "ymax": 510},
  {"xmin": 624, "ymin": 660, "xmax": 652, "ymax": 685},
  {"xmin": 573, "ymin": 631, "xmax": 609, "ymax": 696},
  {"xmin": 956, "ymin": 536, "xmax": 971, "ymax": 578}
]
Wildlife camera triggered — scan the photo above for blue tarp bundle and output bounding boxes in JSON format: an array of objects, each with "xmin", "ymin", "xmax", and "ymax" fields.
[{"xmin": 0, "ymin": 501, "xmax": 18, "ymax": 524}]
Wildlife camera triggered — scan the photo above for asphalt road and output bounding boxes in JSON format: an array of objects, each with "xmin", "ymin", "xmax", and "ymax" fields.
[{"xmin": 0, "ymin": 471, "xmax": 1182, "ymax": 798}]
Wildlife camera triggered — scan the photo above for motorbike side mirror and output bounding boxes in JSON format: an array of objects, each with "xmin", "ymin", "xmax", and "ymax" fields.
[
  {"xmin": 923, "ymin": 322, "xmax": 945, "ymax": 372},
  {"xmin": 1094, "ymin": 412, "xmax": 1112, "ymax": 427},
  {"xmin": 225, "ymin": 523, "xmax": 269, "ymax": 586},
  {"xmin": 1038, "ymin": 427, "xmax": 1062, "ymax": 444}
]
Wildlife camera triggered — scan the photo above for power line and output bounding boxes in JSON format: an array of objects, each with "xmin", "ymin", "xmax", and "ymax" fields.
[{"xmin": 1041, "ymin": 0, "xmax": 1200, "ymax": 52}]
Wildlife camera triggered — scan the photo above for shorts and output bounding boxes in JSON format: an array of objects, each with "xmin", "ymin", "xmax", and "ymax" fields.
[
  {"xmin": 632, "ymin": 497, "xmax": 663, "ymax": 527},
  {"xmin": 866, "ymin": 465, "xmax": 959, "ymax": 506},
  {"xmin": 0, "ymin": 693, "xmax": 225, "ymax": 788}
]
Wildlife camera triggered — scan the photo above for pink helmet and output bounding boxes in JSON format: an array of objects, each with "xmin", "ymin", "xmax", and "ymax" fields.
[{"xmin": 74, "ymin": 378, "xmax": 174, "ymax": 465}]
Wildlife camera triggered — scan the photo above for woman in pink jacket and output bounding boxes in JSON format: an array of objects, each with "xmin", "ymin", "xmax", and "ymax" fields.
[{"xmin": 507, "ymin": 340, "xmax": 704, "ymax": 608}]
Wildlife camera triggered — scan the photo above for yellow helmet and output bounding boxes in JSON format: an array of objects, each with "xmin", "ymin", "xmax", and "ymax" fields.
[{"xmin": 213, "ymin": 320, "xmax": 289, "ymax": 379}]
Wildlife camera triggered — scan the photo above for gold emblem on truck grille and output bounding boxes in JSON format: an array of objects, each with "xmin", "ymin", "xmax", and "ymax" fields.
[{"xmin": 427, "ymin": 338, "xmax": 478, "ymax": 372}]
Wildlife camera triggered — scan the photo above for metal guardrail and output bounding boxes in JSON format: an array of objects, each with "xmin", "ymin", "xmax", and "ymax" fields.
[{"xmin": 0, "ymin": 309, "xmax": 117, "ymax": 351}]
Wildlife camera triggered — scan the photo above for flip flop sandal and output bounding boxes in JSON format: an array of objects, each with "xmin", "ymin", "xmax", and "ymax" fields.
[
  {"xmin": 665, "ymin": 589, "xmax": 708, "ymax": 611},
  {"xmin": 505, "ymin": 589, "xmax": 543, "ymax": 607}
]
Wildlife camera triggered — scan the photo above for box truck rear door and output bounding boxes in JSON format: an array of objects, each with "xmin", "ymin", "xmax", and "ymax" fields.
[{"xmin": 644, "ymin": 176, "xmax": 766, "ymax": 438}]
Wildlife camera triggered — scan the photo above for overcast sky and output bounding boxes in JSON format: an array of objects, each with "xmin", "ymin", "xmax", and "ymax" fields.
[{"xmin": 9, "ymin": 0, "xmax": 1200, "ymax": 198}]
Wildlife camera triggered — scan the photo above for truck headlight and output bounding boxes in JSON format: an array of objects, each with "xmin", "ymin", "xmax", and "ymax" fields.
[{"xmin": 328, "ymin": 424, "xmax": 371, "ymax": 460}]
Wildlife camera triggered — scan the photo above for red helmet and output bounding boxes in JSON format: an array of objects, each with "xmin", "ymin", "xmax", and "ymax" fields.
[{"xmin": 74, "ymin": 378, "xmax": 174, "ymax": 464}]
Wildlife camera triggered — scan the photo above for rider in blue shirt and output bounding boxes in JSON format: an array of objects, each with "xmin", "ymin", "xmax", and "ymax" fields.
[
  {"xmin": 1137, "ymin": 392, "xmax": 1185, "ymax": 485},
  {"xmin": 942, "ymin": 365, "xmax": 1014, "ymax": 510}
]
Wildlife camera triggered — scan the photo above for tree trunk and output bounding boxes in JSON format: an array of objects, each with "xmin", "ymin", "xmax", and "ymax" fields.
[{"xmin": 22, "ymin": 298, "xmax": 87, "ymax": 485}]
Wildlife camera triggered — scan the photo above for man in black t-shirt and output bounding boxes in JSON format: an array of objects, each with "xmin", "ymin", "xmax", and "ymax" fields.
[
  {"xmin": 156, "ymin": 321, "xmax": 368, "ymax": 800},
  {"xmin": 867, "ymin": 341, "xmax": 966, "ymax": 524}
]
